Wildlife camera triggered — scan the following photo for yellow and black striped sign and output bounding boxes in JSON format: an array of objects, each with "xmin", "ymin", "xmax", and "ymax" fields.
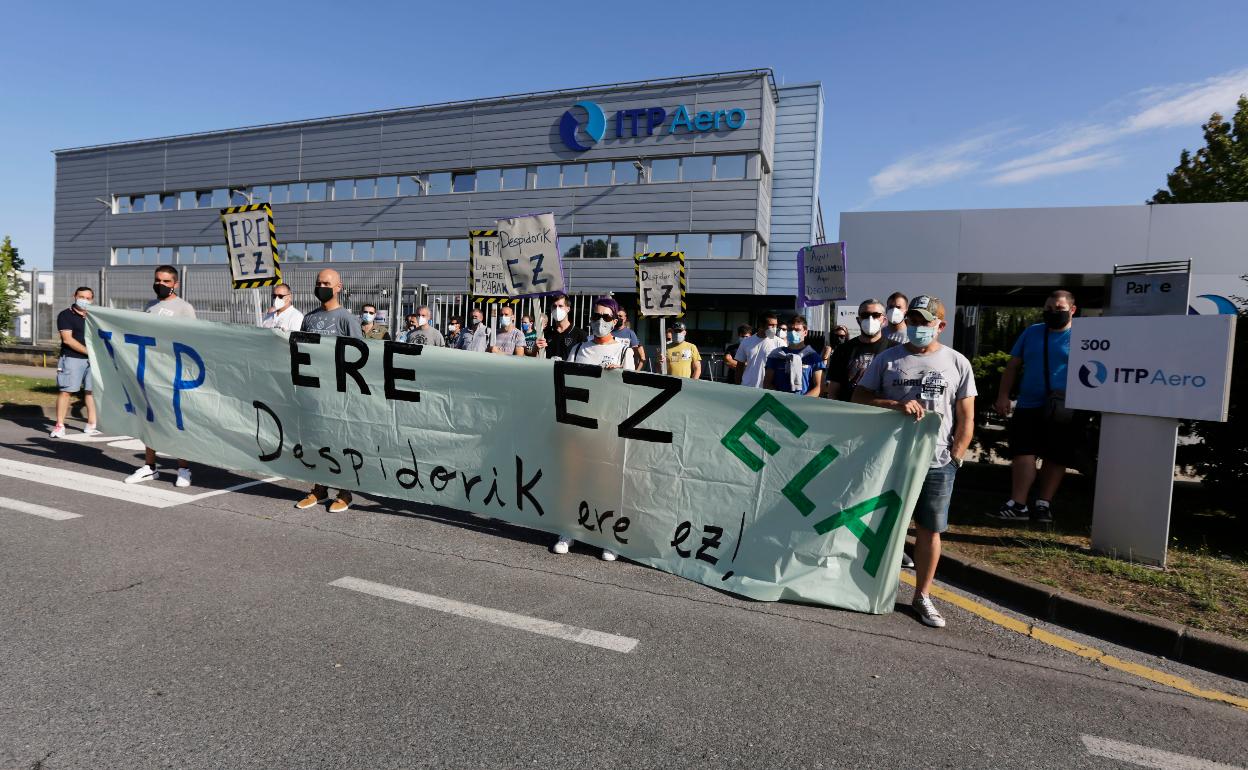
[
  {"xmin": 468, "ymin": 228, "xmax": 509, "ymax": 301},
  {"xmin": 220, "ymin": 203, "xmax": 282, "ymax": 291},
  {"xmin": 634, "ymin": 251, "xmax": 686, "ymax": 318},
  {"xmin": 475, "ymin": 297, "xmax": 520, "ymax": 306}
]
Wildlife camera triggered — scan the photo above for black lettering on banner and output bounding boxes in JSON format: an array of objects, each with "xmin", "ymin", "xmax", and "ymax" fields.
[
  {"xmin": 578, "ymin": 500, "xmax": 630, "ymax": 544},
  {"xmin": 430, "ymin": 465, "xmax": 456, "ymax": 492},
  {"xmin": 252, "ymin": 400, "xmax": 283, "ymax": 462},
  {"xmin": 613, "ymin": 517, "xmax": 630, "ymax": 544},
  {"xmin": 342, "ymin": 448, "xmax": 364, "ymax": 486},
  {"xmin": 384, "ymin": 341, "xmax": 422, "ymax": 402},
  {"xmin": 461, "ymin": 472, "xmax": 483, "ymax": 501},
  {"xmin": 293, "ymin": 443, "xmax": 316, "ymax": 470},
  {"xmin": 618, "ymin": 370, "xmax": 681, "ymax": 443},
  {"xmin": 290, "ymin": 332, "xmax": 321, "ymax": 388},
  {"xmin": 554, "ymin": 361, "xmax": 601, "ymax": 429},
  {"xmin": 335, "ymin": 337, "xmax": 371, "ymax": 395},
  {"xmin": 319, "ymin": 447, "xmax": 342, "ymax": 474},
  {"xmin": 397, "ymin": 439, "xmax": 425, "ymax": 490},
  {"xmin": 577, "ymin": 501, "xmax": 592, "ymax": 528},
  {"xmin": 483, "ymin": 467, "xmax": 506, "ymax": 507},
  {"xmin": 515, "ymin": 456, "xmax": 544, "ymax": 516},
  {"xmin": 660, "ymin": 285, "xmax": 673, "ymax": 308},
  {"xmin": 697, "ymin": 526, "xmax": 724, "ymax": 566},
  {"xmin": 671, "ymin": 521, "xmax": 693, "ymax": 557}
]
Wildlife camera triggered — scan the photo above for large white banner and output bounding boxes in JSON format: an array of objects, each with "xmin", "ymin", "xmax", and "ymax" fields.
[{"xmin": 86, "ymin": 307, "xmax": 939, "ymax": 613}]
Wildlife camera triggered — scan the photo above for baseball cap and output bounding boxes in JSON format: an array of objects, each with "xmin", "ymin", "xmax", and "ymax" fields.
[
  {"xmin": 909, "ymin": 295, "xmax": 945, "ymax": 322},
  {"xmin": 671, "ymin": 321, "xmax": 687, "ymax": 331}
]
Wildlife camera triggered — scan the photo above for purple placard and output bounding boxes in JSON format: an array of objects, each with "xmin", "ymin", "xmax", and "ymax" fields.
[{"xmin": 798, "ymin": 241, "xmax": 848, "ymax": 307}]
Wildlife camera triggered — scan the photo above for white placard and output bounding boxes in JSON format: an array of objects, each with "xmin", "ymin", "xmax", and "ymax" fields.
[
  {"xmin": 469, "ymin": 232, "xmax": 508, "ymax": 297},
  {"xmin": 219, "ymin": 205, "xmax": 281, "ymax": 289},
  {"xmin": 636, "ymin": 253, "xmax": 685, "ymax": 317},
  {"xmin": 496, "ymin": 212, "xmax": 566, "ymax": 297},
  {"xmin": 799, "ymin": 242, "xmax": 847, "ymax": 305},
  {"xmin": 1065, "ymin": 315, "xmax": 1236, "ymax": 421}
]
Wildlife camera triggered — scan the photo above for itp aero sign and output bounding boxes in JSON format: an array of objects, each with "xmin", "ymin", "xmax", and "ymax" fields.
[
  {"xmin": 1065, "ymin": 314, "xmax": 1236, "ymax": 422},
  {"xmin": 560, "ymin": 100, "xmax": 748, "ymax": 152}
]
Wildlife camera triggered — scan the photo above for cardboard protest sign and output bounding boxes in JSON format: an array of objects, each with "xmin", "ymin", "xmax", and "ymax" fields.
[
  {"xmin": 220, "ymin": 204, "xmax": 281, "ymax": 290},
  {"xmin": 635, "ymin": 252, "xmax": 686, "ymax": 318},
  {"xmin": 86, "ymin": 306, "xmax": 938, "ymax": 614},
  {"xmin": 469, "ymin": 229, "xmax": 508, "ymax": 297},
  {"xmin": 496, "ymin": 212, "xmax": 566, "ymax": 297},
  {"xmin": 798, "ymin": 242, "xmax": 847, "ymax": 306}
]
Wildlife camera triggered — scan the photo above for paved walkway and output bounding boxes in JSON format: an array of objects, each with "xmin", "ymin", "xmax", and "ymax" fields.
[{"xmin": 0, "ymin": 363, "xmax": 57, "ymax": 380}]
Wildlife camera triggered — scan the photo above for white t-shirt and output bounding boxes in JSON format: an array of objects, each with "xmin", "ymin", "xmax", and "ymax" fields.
[
  {"xmin": 738, "ymin": 335, "xmax": 785, "ymax": 388},
  {"xmin": 568, "ymin": 338, "xmax": 635, "ymax": 370},
  {"xmin": 261, "ymin": 306, "xmax": 304, "ymax": 332}
]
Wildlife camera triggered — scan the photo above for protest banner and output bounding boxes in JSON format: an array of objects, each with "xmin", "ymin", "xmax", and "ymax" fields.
[
  {"xmin": 220, "ymin": 204, "xmax": 282, "ymax": 290},
  {"xmin": 469, "ymin": 229, "xmax": 508, "ymax": 298},
  {"xmin": 496, "ymin": 212, "xmax": 566, "ymax": 297},
  {"xmin": 86, "ymin": 306, "xmax": 938, "ymax": 614},
  {"xmin": 798, "ymin": 242, "xmax": 847, "ymax": 306},
  {"xmin": 634, "ymin": 252, "xmax": 686, "ymax": 318}
]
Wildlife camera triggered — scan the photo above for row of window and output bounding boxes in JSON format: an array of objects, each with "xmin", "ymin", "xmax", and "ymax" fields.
[
  {"xmin": 111, "ymin": 232, "xmax": 753, "ymax": 266},
  {"xmin": 112, "ymin": 154, "xmax": 754, "ymax": 213}
]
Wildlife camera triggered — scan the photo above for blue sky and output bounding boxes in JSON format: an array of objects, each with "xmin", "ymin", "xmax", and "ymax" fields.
[{"xmin": 3, "ymin": 0, "xmax": 1248, "ymax": 267}]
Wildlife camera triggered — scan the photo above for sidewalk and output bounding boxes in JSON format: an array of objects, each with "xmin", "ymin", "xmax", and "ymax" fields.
[{"xmin": 0, "ymin": 363, "xmax": 57, "ymax": 380}]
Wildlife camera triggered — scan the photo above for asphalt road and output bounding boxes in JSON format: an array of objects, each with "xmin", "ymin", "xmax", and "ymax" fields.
[{"xmin": 1, "ymin": 414, "xmax": 1245, "ymax": 770}]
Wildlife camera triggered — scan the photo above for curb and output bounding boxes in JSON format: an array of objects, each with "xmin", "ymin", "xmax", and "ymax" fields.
[{"xmin": 906, "ymin": 540, "xmax": 1248, "ymax": 682}]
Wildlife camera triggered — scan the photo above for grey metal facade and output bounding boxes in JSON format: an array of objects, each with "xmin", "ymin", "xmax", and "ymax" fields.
[{"xmin": 53, "ymin": 71, "xmax": 823, "ymax": 306}]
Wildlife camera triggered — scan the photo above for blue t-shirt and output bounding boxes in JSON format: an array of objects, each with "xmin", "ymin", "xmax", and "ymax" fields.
[
  {"xmin": 766, "ymin": 345, "xmax": 825, "ymax": 394},
  {"xmin": 1010, "ymin": 323, "xmax": 1071, "ymax": 408},
  {"xmin": 614, "ymin": 327, "xmax": 640, "ymax": 347}
]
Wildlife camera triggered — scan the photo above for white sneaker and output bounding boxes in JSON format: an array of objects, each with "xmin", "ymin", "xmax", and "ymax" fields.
[
  {"xmin": 125, "ymin": 465, "xmax": 158, "ymax": 484},
  {"xmin": 552, "ymin": 535, "xmax": 572, "ymax": 555},
  {"xmin": 82, "ymin": 424, "xmax": 102, "ymax": 436},
  {"xmin": 901, "ymin": 551, "xmax": 915, "ymax": 569},
  {"xmin": 176, "ymin": 468, "xmax": 191, "ymax": 488},
  {"xmin": 912, "ymin": 592, "xmax": 947, "ymax": 628},
  {"xmin": 600, "ymin": 548, "xmax": 617, "ymax": 562},
  {"xmin": 49, "ymin": 424, "xmax": 66, "ymax": 438}
]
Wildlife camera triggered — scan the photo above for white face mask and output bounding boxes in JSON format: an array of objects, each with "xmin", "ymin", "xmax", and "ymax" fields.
[
  {"xmin": 272, "ymin": 296, "xmax": 287, "ymax": 310},
  {"xmin": 500, "ymin": 315, "xmax": 513, "ymax": 327},
  {"xmin": 75, "ymin": 297, "xmax": 92, "ymax": 310},
  {"xmin": 674, "ymin": 332, "xmax": 686, "ymax": 343},
  {"xmin": 449, "ymin": 324, "xmax": 459, "ymax": 333},
  {"xmin": 887, "ymin": 307, "xmax": 905, "ymax": 325},
  {"xmin": 859, "ymin": 316, "xmax": 882, "ymax": 336},
  {"xmin": 418, "ymin": 315, "xmax": 429, "ymax": 326},
  {"xmin": 552, "ymin": 307, "xmax": 568, "ymax": 322},
  {"xmin": 765, "ymin": 325, "xmax": 778, "ymax": 339},
  {"xmin": 362, "ymin": 312, "xmax": 376, "ymax": 324},
  {"xmin": 590, "ymin": 319, "xmax": 614, "ymax": 338}
]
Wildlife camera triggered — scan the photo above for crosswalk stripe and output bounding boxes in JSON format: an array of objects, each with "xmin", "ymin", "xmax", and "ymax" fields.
[
  {"xmin": 0, "ymin": 496, "xmax": 82, "ymax": 520},
  {"xmin": 1081, "ymin": 734, "xmax": 1243, "ymax": 769}
]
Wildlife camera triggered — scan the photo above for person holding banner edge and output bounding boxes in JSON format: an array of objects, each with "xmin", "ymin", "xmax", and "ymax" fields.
[{"xmin": 853, "ymin": 295, "xmax": 977, "ymax": 628}]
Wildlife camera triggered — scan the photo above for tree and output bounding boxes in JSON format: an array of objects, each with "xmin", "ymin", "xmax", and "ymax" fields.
[
  {"xmin": 1151, "ymin": 96, "xmax": 1248, "ymax": 203},
  {"xmin": 0, "ymin": 236, "xmax": 24, "ymax": 345}
]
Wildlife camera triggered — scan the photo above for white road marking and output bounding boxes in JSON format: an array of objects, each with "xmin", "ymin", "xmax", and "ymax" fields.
[
  {"xmin": 60, "ymin": 433, "xmax": 131, "ymax": 443},
  {"xmin": 0, "ymin": 458, "xmax": 281, "ymax": 509},
  {"xmin": 183, "ymin": 476, "xmax": 284, "ymax": 502},
  {"xmin": 1082, "ymin": 735, "xmax": 1243, "ymax": 769},
  {"xmin": 107, "ymin": 438, "xmax": 148, "ymax": 451},
  {"xmin": 330, "ymin": 576, "xmax": 639, "ymax": 653},
  {"xmin": 0, "ymin": 496, "xmax": 82, "ymax": 521}
]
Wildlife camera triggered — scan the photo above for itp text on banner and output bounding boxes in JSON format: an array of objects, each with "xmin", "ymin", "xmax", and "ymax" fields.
[{"xmin": 86, "ymin": 307, "xmax": 939, "ymax": 613}]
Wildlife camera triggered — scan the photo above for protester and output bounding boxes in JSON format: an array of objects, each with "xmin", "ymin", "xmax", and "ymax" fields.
[
  {"xmin": 723, "ymin": 324, "xmax": 752, "ymax": 383},
  {"xmin": 884, "ymin": 292, "xmax": 909, "ymax": 343},
  {"xmin": 445, "ymin": 316, "xmax": 463, "ymax": 348},
  {"xmin": 665, "ymin": 321, "xmax": 702, "ymax": 379},
  {"xmin": 614, "ymin": 307, "xmax": 647, "ymax": 370},
  {"xmin": 736, "ymin": 313, "xmax": 783, "ymax": 388},
  {"xmin": 399, "ymin": 306, "xmax": 446, "ymax": 347},
  {"xmin": 295, "ymin": 268, "xmax": 364, "ymax": 513},
  {"xmin": 520, "ymin": 313, "xmax": 538, "ymax": 353},
  {"xmin": 49, "ymin": 286, "xmax": 99, "ymax": 439},
  {"xmin": 531, "ymin": 293, "xmax": 584, "ymax": 360},
  {"xmin": 489, "ymin": 304, "xmax": 527, "ymax": 356},
  {"xmin": 763, "ymin": 315, "xmax": 824, "ymax": 397},
  {"xmin": 125, "ymin": 265, "xmax": 196, "ymax": 487},
  {"xmin": 554, "ymin": 297, "xmax": 635, "ymax": 562},
  {"xmin": 260, "ymin": 283, "xmax": 303, "ymax": 332},
  {"xmin": 825, "ymin": 299, "xmax": 898, "ymax": 401},
  {"xmin": 360, "ymin": 303, "xmax": 390, "ymax": 341},
  {"xmin": 854, "ymin": 295, "xmax": 976, "ymax": 629},
  {"xmin": 456, "ymin": 307, "xmax": 495, "ymax": 352},
  {"xmin": 989, "ymin": 290, "xmax": 1079, "ymax": 526},
  {"xmin": 395, "ymin": 313, "xmax": 419, "ymax": 343}
]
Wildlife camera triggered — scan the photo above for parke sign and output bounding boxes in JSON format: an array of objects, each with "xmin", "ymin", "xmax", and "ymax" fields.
[{"xmin": 1065, "ymin": 314, "xmax": 1236, "ymax": 421}]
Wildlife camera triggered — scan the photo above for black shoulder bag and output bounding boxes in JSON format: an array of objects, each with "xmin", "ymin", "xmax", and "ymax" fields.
[{"xmin": 1043, "ymin": 329, "xmax": 1076, "ymax": 424}]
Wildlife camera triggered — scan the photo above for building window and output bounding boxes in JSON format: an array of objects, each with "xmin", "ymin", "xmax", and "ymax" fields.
[
  {"xmin": 211, "ymin": 188, "xmax": 230, "ymax": 207},
  {"xmin": 230, "ymin": 189, "xmax": 250, "ymax": 206},
  {"xmin": 614, "ymin": 161, "xmax": 640, "ymax": 185},
  {"xmin": 269, "ymin": 184, "xmax": 289, "ymax": 204},
  {"xmin": 452, "ymin": 172, "xmax": 476, "ymax": 193},
  {"xmin": 424, "ymin": 238, "xmax": 448, "ymax": 260},
  {"xmin": 399, "ymin": 175, "xmax": 422, "ymax": 196},
  {"xmin": 396, "ymin": 240, "xmax": 417, "ymax": 261},
  {"xmin": 581, "ymin": 236, "xmax": 609, "ymax": 259},
  {"xmin": 350, "ymin": 241, "xmax": 371, "ymax": 260},
  {"xmin": 210, "ymin": 244, "xmax": 227, "ymax": 263},
  {"xmin": 307, "ymin": 182, "xmax": 327, "ymax": 202},
  {"xmin": 586, "ymin": 162, "xmax": 612, "ymax": 186},
  {"xmin": 561, "ymin": 236, "xmax": 581, "ymax": 259},
  {"xmin": 160, "ymin": 194, "xmax": 177, "ymax": 211},
  {"xmin": 650, "ymin": 158, "xmax": 679, "ymax": 183},
  {"xmin": 715, "ymin": 154, "xmax": 747, "ymax": 180},
  {"xmin": 330, "ymin": 241, "xmax": 351, "ymax": 261},
  {"xmin": 711, "ymin": 233, "xmax": 743, "ymax": 258},
  {"xmin": 535, "ymin": 165, "xmax": 560, "ymax": 189},
  {"xmin": 501, "ymin": 167, "xmax": 526, "ymax": 191},
  {"xmin": 280, "ymin": 242, "xmax": 303, "ymax": 262},
  {"xmin": 196, "ymin": 190, "xmax": 213, "ymax": 208},
  {"xmin": 427, "ymin": 172, "xmax": 451, "ymax": 195},
  {"xmin": 252, "ymin": 186, "xmax": 270, "ymax": 204},
  {"xmin": 355, "ymin": 177, "xmax": 376, "ymax": 199},
  {"xmin": 288, "ymin": 183, "xmax": 308, "ymax": 203},
  {"xmin": 116, "ymin": 196, "xmax": 131, "ymax": 214},
  {"xmin": 682, "ymin": 156, "xmax": 713, "ymax": 183},
  {"xmin": 305, "ymin": 243, "xmax": 326, "ymax": 262},
  {"xmin": 130, "ymin": 195, "xmax": 145, "ymax": 213},
  {"xmin": 332, "ymin": 179, "xmax": 353, "ymax": 201},
  {"xmin": 646, "ymin": 234, "xmax": 677, "ymax": 252},
  {"xmin": 144, "ymin": 193, "xmax": 161, "ymax": 210},
  {"xmin": 448, "ymin": 238, "xmax": 469, "ymax": 259},
  {"xmin": 679, "ymin": 233, "xmax": 710, "ymax": 258},
  {"xmin": 475, "ymin": 169, "xmax": 501, "ymax": 192},
  {"xmin": 377, "ymin": 176, "xmax": 398, "ymax": 198},
  {"xmin": 562, "ymin": 163, "xmax": 586, "ymax": 187},
  {"xmin": 373, "ymin": 240, "xmax": 395, "ymax": 260},
  {"xmin": 608, "ymin": 235, "xmax": 635, "ymax": 259},
  {"xmin": 175, "ymin": 191, "xmax": 194, "ymax": 210}
]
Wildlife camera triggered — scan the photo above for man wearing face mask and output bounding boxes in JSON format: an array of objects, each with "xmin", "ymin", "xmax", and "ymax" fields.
[
  {"xmin": 531, "ymin": 293, "xmax": 584, "ymax": 361},
  {"xmin": 664, "ymin": 321, "xmax": 702, "ymax": 379},
  {"xmin": 456, "ymin": 307, "xmax": 495, "ymax": 352},
  {"xmin": 295, "ymin": 269, "xmax": 363, "ymax": 513},
  {"xmin": 50, "ymin": 287, "xmax": 100, "ymax": 439},
  {"xmin": 360, "ymin": 304, "xmax": 390, "ymax": 341},
  {"xmin": 989, "ymin": 290, "xmax": 1079, "ymax": 526},
  {"xmin": 854, "ymin": 295, "xmax": 977, "ymax": 629},
  {"xmin": 884, "ymin": 292, "xmax": 909, "ymax": 344},
  {"xmin": 736, "ymin": 312, "xmax": 784, "ymax": 388},
  {"xmin": 125, "ymin": 266, "xmax": 196, "ymax": 487},
  {"xmin": 763, "ymin": 315, "xmax": 824, "ymax": 397},
  {"xmin": 399, "ymin": 305, "xmax": 445, "ymax": 347},
  {"xmin": 260, "ymin": 283, "xmax": 303, "ymax": 332},
  {"xmin": 445, "ymin": 316, "xmax": 463, "ymax": 348},
  {"xmin": 825, "ymin": 299, "xmax": 898, "ymax": 402},
  {"xmin": 489, "ymin": 304, "xmax": 527, "ymax": 356}
]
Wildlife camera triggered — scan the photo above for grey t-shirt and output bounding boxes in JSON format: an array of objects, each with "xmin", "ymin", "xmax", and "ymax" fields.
[
  {"xmin": 144, "ymin": 296, "xmax": 196, "ymax": 319},
  {"xmin": 858, "ymin": 344, "xmax": 977, "ymax": 468},
  {"xmin": 493, "ymin": 327, "xmax": 526, "ymax": 354},
  {"xmin": 301, "ymin": 306, "xmax": 363, "ymax": 339},
  {"xmin": 457, "ymin": 323, "xmax": 494, "ymax": 352},
  {"xmin": 399, "ymin": 325, "xmax": 446, "ymax": 347},
  {"xmin": 885, "ymin": 327, "xmax": 908, "ymax": 344}
]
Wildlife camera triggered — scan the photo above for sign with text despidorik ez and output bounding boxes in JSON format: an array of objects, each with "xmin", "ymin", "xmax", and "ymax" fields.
[
  {"xmin": 634, "ymin": 252, "xmax": 686, "ymax": 318},
  {"xmin": 798, "ymin": 242, "xmax": 847, "ymax": 306},
  {"xmin": 85, "ymin": 306, "xmax": 939, "ymax": 613},
  {"xmin": 1066, "ymin": 315, "xmax": 1236, "ymax": 422},
  {"xmin": 495, "ymin": 212, "xmax": 566, "ymax": 297},
  {"xmin": 219, "ymin": 203, "xmax": 281, "ymax": 290}
]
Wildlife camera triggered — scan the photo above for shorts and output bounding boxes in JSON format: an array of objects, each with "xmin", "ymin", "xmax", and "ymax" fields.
[
  {"xmin": 56, "ymin": 356, "xmax": 91, "ymax": 393},
  {"xmin": 1008, "ymin": 407, "xmax": 1078, "ymax": 466},
  {"xmin": 913, "ymin": 462, "xmax": 957, "ymax": 534}
]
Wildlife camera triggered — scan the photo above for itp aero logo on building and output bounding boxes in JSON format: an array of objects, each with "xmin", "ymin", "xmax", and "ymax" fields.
[
  {"xmin": 558, "ymin": 99, "xmax": 748, "ymax": 152},
  {"xmin": 1078, "ymin": 360, "xmax": 1108, "ymax": 388},
  {"xmin": 559, "ymin": 101, "xmax": 607, "ymax": 152},
  {"xmin": 1078, "ymin": 359, "xmax": 1208, "ymax": 389}
]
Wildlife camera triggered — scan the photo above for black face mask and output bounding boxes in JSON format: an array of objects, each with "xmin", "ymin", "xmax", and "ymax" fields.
[
  {"xmin": 314, "ymin": 286, "xmax": 335, "ymax": 304},
  {"xmin": 1043, "ymin": 309, "xmax": 1071, "ymax": 329},
  {"xmin": 153, "ymin": 283, "xmax": 173, "ymax": 300}
]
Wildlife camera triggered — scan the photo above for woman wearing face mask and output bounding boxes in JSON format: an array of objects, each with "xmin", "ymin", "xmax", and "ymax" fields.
[{"xmin": 552, "ymin": 297, "xmax": 635, "ymax": 562}]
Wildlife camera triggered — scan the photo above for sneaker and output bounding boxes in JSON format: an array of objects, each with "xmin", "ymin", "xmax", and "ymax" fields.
[
  {"xmin": 987, "ymin": 501, "xmax": 1030, "ymax": 522},
  {"xmin": 912, "ymin": 592, "xmax": 946, "ymax": 628},
  {"xmin": 124, "ymin": 465, "xmax": 158, "ymax": 484},
  {"xmin": 601, "ymin": 548, "xmax": 617, "ymax": 562},
  {"xmin": 901, "ymin": 551, "xmax": 915, "ymax": 569},
  {"xmin": 328, "ymin": 491, "xmax": 353, "ymax": 513},
  {"xmin": 295, "ymin": 489, "xmax": 328, "ymax": 509},
  {"xmin": 552, "ymin": 535, "xmax": 572, "ymax": 555},
  {"xmin": 175, "ymin": 468, "xmax": 191, "ymax": 488},
  {"xmin": 82, "ymin": 424, "xmax": 102, "ymax": 436},
  {"xmin": 1033, "ymin": 503, "xmax": 1053, "ymax": 526},
  {"xmin": 49, "ymin": 424, "xmax": 66, "ymax": 439}
]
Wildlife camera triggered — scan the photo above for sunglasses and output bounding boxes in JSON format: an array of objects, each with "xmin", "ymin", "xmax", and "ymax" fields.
[
  {"xmin": 859, "ymin": 312, "xmax": 883, "ymax": 319},
  {"xmin": 590, "ymin": 312, "xmax": 615, "ymax": 322},
  {"xmin": 272, "ymin": 293, "xmax": 290, "ymax": 299}
]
